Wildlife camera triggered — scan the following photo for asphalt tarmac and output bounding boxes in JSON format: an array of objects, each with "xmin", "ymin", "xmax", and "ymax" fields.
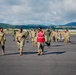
[{"xmin": 0, "ymin": 34, "xmax": 76, "ymax": 75}]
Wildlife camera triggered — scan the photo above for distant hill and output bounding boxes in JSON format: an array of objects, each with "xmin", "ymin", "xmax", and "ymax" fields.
[
  {"xmin": 0, "ymin": 22, "xmax": 76, "ymax": 29},
  {"xmin": 65, "ymin": 22, "xmax": 76, "ymax": 26},
  {"xmin": 15, "ymin": 24, "xmax": 49, "ymax": 29},
  {"xmin": 54, "ymin": 22, "xmax": 76, "ymax": 30},
  {"xmin": 0, "ymin": 23, "xmax": 15, "ymax": 29}
]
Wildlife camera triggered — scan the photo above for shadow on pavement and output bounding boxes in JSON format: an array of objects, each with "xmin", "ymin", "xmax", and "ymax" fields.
[
  {"xmin": 23, "ymin": 52, "xmax": 38, "ymax": 54},
  {"xmin": 44, "ymin": 44, "xmax": 64, "ymax": 47},
  {"xmin": 4, "ymin": 52, "xmax": 38, "ymax": 55},
  {"xmin": 5, "ymin": 52, "xmax": 19, "ymax": 55},
  {"xmin": 51, "ymin": 45, "xmax": 64, "ymax": 47},
  {"xmin": 2, "ymin": 51, "xmax": 65, "ymax": 56},
  {"xmin": 70, "ymin": 41, "xmax": 76, "ymax": 44},
  {"xmin": 45, "ymin": 51, "xmax": 66, "ymax": 55}
]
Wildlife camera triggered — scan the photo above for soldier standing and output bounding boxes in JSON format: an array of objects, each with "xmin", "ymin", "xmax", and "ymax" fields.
[
  {"xmin": 61, "ymin": 30, "xmax": 65, "ymax": 42},
  {"xmin": 0, "ymin": 28, "xmax": 6, "ymax": 56},
  {"xmin": 64, "ymin": 30, "xmax": 70, "ymax": 44},
  {"xmin": 36, "ymin": 27, "xmax": 45, "ymax": 55},
  {"xmin": 51, "ymin": 30, "xmax": 56, "ymax": 42},
  {"xmin": 15, "ymin": 29, "xmax": 25, "ymax": 56},
  {"xmin": 55, "ymin": 30, "xmax": 60, "ymax": 42}
]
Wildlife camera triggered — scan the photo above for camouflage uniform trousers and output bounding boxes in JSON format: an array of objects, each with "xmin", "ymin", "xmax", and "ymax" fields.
[
  {"xmin": 37, "ymin": 42, "xmax": 44, "ymax": 55},
  {"xmin": 0, "ymin": 41, "xmax": 5, "ymax": 55},
  {"xmin": 17, "ymin": 40, "xmax": 25, "ymax": 55},
  {"xmin": 26, "ymin": 36, "xmax": 29, "ymax": 42},
  {"xmin": 64, "ymin": 36, "xmax": 70, "ymax": 43},
  {"xmin": 32, "ymin": 37, "xmax": 37, "ymax": 47},
  {"xmin": 55, "ymin": 36, "xmax": 59, "ymax": 42}
]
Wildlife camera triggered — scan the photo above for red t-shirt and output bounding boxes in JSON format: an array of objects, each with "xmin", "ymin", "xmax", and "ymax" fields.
[{"xmin": 37, "ymin": 31, "xmax": 45, "ymax": 42}]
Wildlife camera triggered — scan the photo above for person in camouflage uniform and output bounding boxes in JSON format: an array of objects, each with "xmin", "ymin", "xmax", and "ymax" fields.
[
  {"xmin": 61, "ymin": 30, "xmax": 65, "ymax": 42},
  {"xmin": 25, "ymin": 30, "xmax": 29, "ymax": 43},
  {"xmin": 12, "ymin": 29, "xmax": 16, "ymax": 41},
  {"xmin": 31, "ymin": 29, "xmax": 37, "ymax": 47},
  {"xmin": 15, "ymin": 29, "xmax": 25, "ymax": 56},
  {"xmin": 0, "ymin": 28, "xmax": 6, "ymax": 56},
  {"xmin": 63, "ymin": 30, "xmax": 70, "ymax": 44},
  {"xmin": 45, "ymin": 28, "xmax": 51, "ymax": 47},
  {"xmin": 55, "ymin": 30, "xmax": 60, "ymax": 42},
  {"xmin": 51, "ymin": 30, "xmax": 56, "ymax": 42}
]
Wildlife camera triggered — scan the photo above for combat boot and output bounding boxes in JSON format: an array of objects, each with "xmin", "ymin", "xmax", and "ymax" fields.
[
  {"xmin": 2, "ymin": 50, "xmax": 5, "ymax": 56},
  {"xmin": 41, "ymin": 52, "xmax": 44, "ymax": 55},
  {"xmin": 20, "ymin": 49, "xmax": 22, "ymax": 56},
  {"xmin": 20, "ymin": 52, "xmax": 22, "ymax": 56},
  {"xmin": 38, "ymin": 52, "xmax": 41, "ymax": 55}
]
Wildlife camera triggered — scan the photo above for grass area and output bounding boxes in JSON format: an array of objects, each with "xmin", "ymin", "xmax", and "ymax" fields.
[{"xmin": 70, "ymin": 32, "xmax": 76, "ymax": 34}]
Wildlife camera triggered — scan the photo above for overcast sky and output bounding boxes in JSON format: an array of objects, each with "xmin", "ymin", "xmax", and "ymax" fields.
[{"xmin": 0, "ymin": 0, "xmax": 76, "ymax": 25}]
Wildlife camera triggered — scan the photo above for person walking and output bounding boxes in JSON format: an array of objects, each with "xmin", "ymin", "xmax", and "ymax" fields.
[
  {"xmin": 15, "ymin": 28, "xmax": 25, "ymax": 56},
  {"xmin": 36, "ymin": 27, "xmax": 45, "ymax": 55},
  {"xmin": 45, "ymin": 28, "xmax": 51, "ymax": 47},
  {"xmin": 0, "ymin": 28, "xmax": 6, "ymax": 56}
]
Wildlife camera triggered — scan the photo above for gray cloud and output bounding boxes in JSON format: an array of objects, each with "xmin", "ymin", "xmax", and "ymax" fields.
[{"xmin": 0, "ymin": 0, "xmax": 76, "ymax": 25}]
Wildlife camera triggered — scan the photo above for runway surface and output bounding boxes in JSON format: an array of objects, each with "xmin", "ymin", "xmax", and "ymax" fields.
[{"xmin": 0, "ymin": 34, "xmax": 76, "ymax": 75}]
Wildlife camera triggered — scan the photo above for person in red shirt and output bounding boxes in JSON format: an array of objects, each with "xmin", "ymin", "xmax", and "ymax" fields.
[{"xmin": 37, "ymin": 27, "xmax": 45, "ymax": 55}]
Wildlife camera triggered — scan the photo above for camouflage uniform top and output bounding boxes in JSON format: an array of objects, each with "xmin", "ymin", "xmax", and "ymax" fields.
[
  {"xmin": 0, "ymin": 32, "xmax": 6, "ymax": 42},
  {"xmin": 31, "ymin": 30, "xmax": 36, "ymax": 38},
  {"xmin": 12, "ymin": 30, "xmax": 16, "ymax": 36},
  {"xmin": 45, "ymin": 29, "xmax": 51, "ymax": 42},
  {"xmin": 25, "ymin": 31, "xmax": 29, "ymax": 37},
  {"xmin": 64, "ymin": 31, "xmax": 70, "ymax": 38},
  {"xmin": 15, "ymin": 31, "xmax": 25, "ymax": 42}
]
